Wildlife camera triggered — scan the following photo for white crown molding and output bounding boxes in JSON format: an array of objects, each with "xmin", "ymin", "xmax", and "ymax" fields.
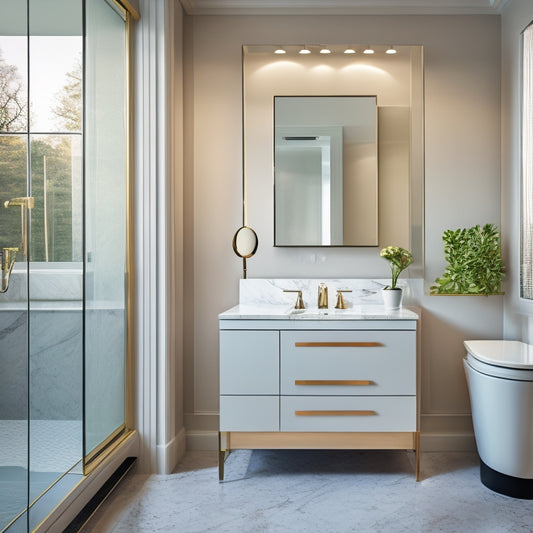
[
  {"xmin": 491, "ymin": 0, "xmax": 512, "ymax": 11},
  {"xmin": 179, "ymin": 0, "xmax": 508, "ymax": 16}
]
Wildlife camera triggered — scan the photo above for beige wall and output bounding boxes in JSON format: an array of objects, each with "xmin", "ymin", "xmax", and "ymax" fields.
[{"xmin": 183, "ymin": 14, "xmax": 502, "ymax": 449}]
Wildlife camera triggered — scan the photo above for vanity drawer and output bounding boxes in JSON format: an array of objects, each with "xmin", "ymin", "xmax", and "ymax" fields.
[
  {"xmin": 281, "ymin": 330, "xmax": 415, "ymax": 395},
  {"xmin": 220, "ymin": 330, "xmax": 279, "ymax": 395},
  {"xmin": 281, "ymin": 396, "xmax": 416, "ymax": 432},
  {"xmin": 220, "ymin": 396, "xmax": 279, "ymax": 431}
]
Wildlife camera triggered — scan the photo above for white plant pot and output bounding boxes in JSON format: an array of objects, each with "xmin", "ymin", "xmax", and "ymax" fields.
[{"xmin": 382, "ymin": 288, "xmax": 403, "ymax": 310}]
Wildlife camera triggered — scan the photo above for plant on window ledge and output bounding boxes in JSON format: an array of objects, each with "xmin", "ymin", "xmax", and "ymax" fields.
[{"xmin": 430, "ymin": 223, "xmax": 505, "ymax": 295}]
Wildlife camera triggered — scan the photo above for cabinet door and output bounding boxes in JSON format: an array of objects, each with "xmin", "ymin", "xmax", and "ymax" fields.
[
  {"xmin": 220, "ymin": 396, "xmax": 279, "ymax": 431},
  {"xmin": 281, "ymin": 330, "xmax": 416, "ymax": 395},
  {"xmin": 220, "ymin": 330, "xmax": 279, "ymax": 395}
]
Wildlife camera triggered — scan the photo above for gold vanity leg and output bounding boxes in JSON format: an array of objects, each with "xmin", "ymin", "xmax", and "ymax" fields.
[
  {"xmin": 219, "ymin": 432, "xmax": 231, "ymax": 481},
  {"xmin": 415, "ymin": 431, "xmax": 421, "ymax": 481},
  {"xmin": 218, "ymin": 432, "xmax": 225, "ymax": 481}
]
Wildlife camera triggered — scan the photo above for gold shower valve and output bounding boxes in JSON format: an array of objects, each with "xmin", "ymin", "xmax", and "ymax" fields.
[{"xmin": 4, "ymin": 196, "xmax": 34, "ymax": 256}]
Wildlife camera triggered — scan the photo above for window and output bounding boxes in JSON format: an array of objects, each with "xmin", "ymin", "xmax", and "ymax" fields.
[{"xmin": 521, "ymin": 22, "xmax": 533, "ymax": 299}]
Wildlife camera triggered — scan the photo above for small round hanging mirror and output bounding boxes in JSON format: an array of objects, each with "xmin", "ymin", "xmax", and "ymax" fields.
[{"xmin": 232, "ymin": 226, "xmax": 258, "ymax": 278}]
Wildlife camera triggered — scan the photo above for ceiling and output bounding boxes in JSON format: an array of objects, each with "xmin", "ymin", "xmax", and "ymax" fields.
[{"xmin": 179, "ymin": 0, "xmax": 511, "ymax": 16}]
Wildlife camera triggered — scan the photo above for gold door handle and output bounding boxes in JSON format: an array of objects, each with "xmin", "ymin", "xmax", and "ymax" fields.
[
  {"xmin": 294, "ymin": 342, "xmax": 383, "ymax": 348},
  {"xmin": 295, "ymin": 410, "xmax": 377, "ymax": 417},
  {"xmin": 294, "ymin": 380, "xmax": 374, "ymax": 386}
]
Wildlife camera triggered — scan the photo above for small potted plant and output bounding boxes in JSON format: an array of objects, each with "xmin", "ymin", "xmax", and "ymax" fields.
[{"xmin": 380, "ymin": 246, "xmax": 413, "ymax": 309}]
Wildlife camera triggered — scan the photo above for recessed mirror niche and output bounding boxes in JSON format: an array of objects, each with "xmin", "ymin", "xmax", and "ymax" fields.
[{"xmin": 243, "ymin": 44, "xmax": 424, "ymax": 269}]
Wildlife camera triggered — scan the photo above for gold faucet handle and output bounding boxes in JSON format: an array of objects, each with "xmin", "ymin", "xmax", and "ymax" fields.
[
  {"xmin": 335, "ymin": 289, "xmax": 352, "ymax": 309},
  {"xmin": 283, "ymin": 289, "xmax": 305, "ymax": 309}
]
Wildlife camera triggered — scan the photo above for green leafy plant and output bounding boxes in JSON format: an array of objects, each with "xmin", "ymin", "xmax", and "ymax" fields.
[
  {"xmin": 380, "ymin": 246, "xmax": 414, "ymax": 289},
  {"xmin": 430, "ymin": 223, "xmax": 505, "ymax": 295}
]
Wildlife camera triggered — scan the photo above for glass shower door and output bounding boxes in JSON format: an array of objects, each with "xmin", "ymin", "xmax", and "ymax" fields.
[
  {"xmin": 84, "ymin": 0, "xmax": 128, "ymax": 460},
  {"xmin": 1, "ymin": 0, "xmax": 85, "ymax": 530},
  {"xmin": 0, "ymin": 1, "xmax": 29, "ymax": 529},
  {"xmin": 0, "ymin": 0, "xmax": 130, "ymax": 528},
  {"xmin": 27, "ymin": 1, "xmax": 84, "ymax": 528}
]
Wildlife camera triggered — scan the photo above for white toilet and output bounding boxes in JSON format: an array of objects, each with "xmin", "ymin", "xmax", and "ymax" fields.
[{"xmin": 464, "ymin": 340, "xmax": 533, "ymax": 499}]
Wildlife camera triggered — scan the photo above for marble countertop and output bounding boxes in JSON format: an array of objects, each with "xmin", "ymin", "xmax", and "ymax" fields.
[{"xmin": 219, "ymin": 304, "xmax": 419, "ymax": 321}]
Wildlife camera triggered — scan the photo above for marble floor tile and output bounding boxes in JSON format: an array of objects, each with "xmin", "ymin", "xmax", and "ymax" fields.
[{"xmin": 82, "ymin": 450, "xmax": 533, "ymax": 533}]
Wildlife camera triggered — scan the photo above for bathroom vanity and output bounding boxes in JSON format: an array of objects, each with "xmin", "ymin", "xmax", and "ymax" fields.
[{"xmin": 218, "ymin": 279, "xmax": 420, "ymax": 481}]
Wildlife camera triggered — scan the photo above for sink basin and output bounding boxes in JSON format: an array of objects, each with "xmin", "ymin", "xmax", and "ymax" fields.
[{"xmin": 288, "ymin": 307, "xmax": 364, "ymax": 319}]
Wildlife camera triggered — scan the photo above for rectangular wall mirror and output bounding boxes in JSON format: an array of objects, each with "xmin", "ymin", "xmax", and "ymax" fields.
[{"xmin": 274, "ymin": 95, "xmax": 378, "ymax": 246}]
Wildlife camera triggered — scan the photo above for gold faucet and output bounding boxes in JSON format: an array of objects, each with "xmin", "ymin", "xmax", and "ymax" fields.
[
  {"xmin": 335, "ymin": 289, "xmax": 352, "ymax": 309},
  {"xmin": 318, "ymin": 283, "xmax": 328, "ymax": 309},
  {"xmin": 4, "ymin": 196, "xmax": 34, "ymax": 256},
  {"xmin": 1, "ymin": 247, "xmax": 18, "ymax": 293}
]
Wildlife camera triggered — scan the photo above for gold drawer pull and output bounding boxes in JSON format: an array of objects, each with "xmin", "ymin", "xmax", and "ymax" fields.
[
  {"xmin": 294, "ymin": 342, "xmax": 383, "ymax": 348},
  {"xmin": 295, "ymin": 410, "xmax": 377, "ymax": 417},
  {"xmin": 295, "ymin": 380, "xmax": 374, "ymax": 386}
]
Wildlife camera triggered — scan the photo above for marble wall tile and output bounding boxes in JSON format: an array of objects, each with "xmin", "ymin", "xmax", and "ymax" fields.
[
  {"xmin": 1, "ymin": 307, "xmax": 124, "ymax": 426},
  {"xmin": 240, "ymin": 278, "xmax": 412, "ymax": 309},
  {"xmin": 0, "ymin": 311, "xmax": 28, "ymax": 419},
  {"xmin": 29, "ymin": 310, "xmax": 83, "ymax": 421}
]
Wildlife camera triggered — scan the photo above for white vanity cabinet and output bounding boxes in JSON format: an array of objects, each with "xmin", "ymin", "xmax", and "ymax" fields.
[
  {"xmin": 219, "ymin": 313, "xmax": 420, "ymax": 481},
  {"xmin": 219, "ymin": 330, "xmax": 279, "ymax": 431}
]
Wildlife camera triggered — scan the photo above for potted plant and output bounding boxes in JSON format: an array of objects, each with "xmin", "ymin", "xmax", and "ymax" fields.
[
  {"xmin": 430, "ymin": 223, "xmax": 504, "ymax": 295},
  {"xmin": 380, "ymin": 246, "xmax": 414, "ymax": 309}
]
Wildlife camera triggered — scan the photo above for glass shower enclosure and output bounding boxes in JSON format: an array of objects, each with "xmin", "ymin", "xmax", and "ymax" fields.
[{"xmin": 0, "ymin": 0, "xmax": 130, "ymax": 530}]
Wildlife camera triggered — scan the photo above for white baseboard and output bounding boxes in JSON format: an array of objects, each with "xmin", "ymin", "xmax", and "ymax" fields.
[
  {"xmin": 420, "ymin": 432, "xmax": 476, "ymax": 452},
  {"xmin": 420, "ymin": 413, "xmax": 476, "ymax": 452},
  {"xmin": 186, "ymin": 430, "xmax": 219, "ymax": 451},
  {"xmin": 157, "ymin": 426, "xmax": 187, "ymax": 474}
]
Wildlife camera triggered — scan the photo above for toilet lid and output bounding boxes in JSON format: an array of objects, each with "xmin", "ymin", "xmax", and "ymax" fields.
[{"xmin": 464, "ymin": 340, "xmax": 533, "ymax": 370}]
